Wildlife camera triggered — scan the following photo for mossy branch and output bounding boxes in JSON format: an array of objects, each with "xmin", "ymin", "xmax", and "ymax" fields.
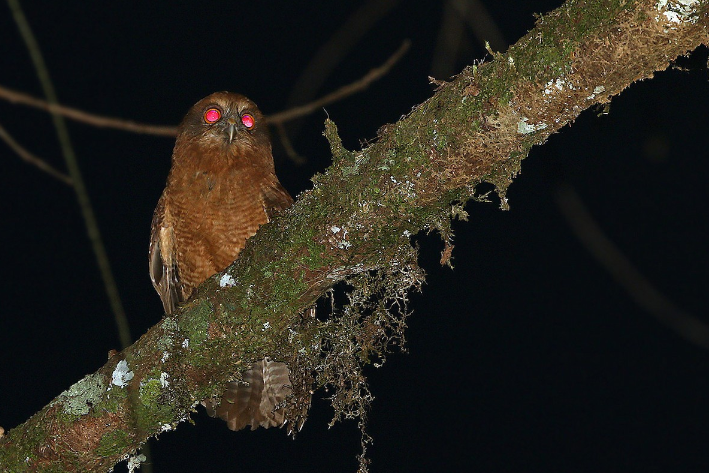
[{"xmin": 1, "ymin": 0, "xmax": 707, "ymax": 471}]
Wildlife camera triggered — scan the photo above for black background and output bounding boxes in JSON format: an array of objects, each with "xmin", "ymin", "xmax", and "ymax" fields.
[{"xmin": 1, "ymin": 1, "xmax": 708, "ymax": 472}]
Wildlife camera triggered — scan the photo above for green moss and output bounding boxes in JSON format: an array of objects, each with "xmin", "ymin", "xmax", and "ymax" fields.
[
  {"xmin": 135, "ymin": 376, "xmax": 174, "ymax": 432},
  {"xmin": 302, "ymin": 226, "xmax": 332, "ymax": 269},
  {"xmin": 102, "ymin": 385, "xmax": 128, "ymax": 414},
  {"xmin": 96, "ymin": 430, "xmax": 130, "ymax": 458},
  {"xmin": 562, "ymin": 0, "xmax": 636, "ymax": 40},
  {"xmin": 265, "ymin": 270, "xmax": 310, "ymax": 316},
  {"xmin": 324, "ymin": 119, "xmax": 354, "ymax": 164},
  {"xmin": 192, "ymin": 384, "xmax": 215, "ymax": 403},
  {"xmin": 178, "ymin": 300, "xmax": 211, "ymax": 346},
  {"xmin": 43, "ymin": 465, "xmax": 69, "ymax": 473},
  {"xmin": 0, "ymin": 416, "xmax": 50, "ymax": 471},
  {"xmin": 184, "ymin": 351, "xmax": 212, "ymax": 369}
]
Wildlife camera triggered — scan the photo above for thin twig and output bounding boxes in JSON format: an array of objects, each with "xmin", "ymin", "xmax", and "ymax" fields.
[
  {"xmin": 274, "ymin": 122, "xmax": 307, "ymax": 165},
  {"xmin": 284, "ymin": 0, "xmax": 403, "ymax": 117},
  {"xmin": 0, "ymin": 40, "xmax": 409, "ymax": 137},
  {"xmin": 7, "ymin": 1, "xmax": 151, "ymax": 469},
  {"xmin": 453, "ymin": 0, "xmax": 507, "ymax": 53},
  {"xmin": 0, "ymin": 122, "xmax": 72, "ymax": 185},
  {"xmin": 556, "ymin": 183, "xmax": 709, "ymax": 349},
  {"xmin": 0, "ymin": 84, "xmax": 179, "ymax": 136},
  {"xmin": 266, "ymin": 40, "xmax": 410, "ymax": 125},
  {"xmin": 8, "ymin": 0, "xmax": 133, "ymax": 350},
  {"xmin": 432, "ymin": 0, "xmax": 469, "ymax": 78}
]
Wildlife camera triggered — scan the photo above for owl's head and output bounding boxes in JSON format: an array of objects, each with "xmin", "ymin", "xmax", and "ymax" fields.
[{"xmin": 175, "ymin": 91, "xmax": 272, "ymax": 165}]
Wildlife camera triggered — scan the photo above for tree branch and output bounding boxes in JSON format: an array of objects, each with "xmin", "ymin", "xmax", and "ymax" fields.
[
  {"xmin": 0, "ymin": 40, "xmax": 409, "ymax": 137},
  {"xmin": 0, "ymin": 84, "xmax": 178, "ymax": 137},
  {"xmin": 266, "ymin": 40, "xmax": 410, "ymax": 125},
  {"xmin": 0, "ymin": 122, "xmax": 72, "ymax": 185},
  {"xmin": 1, "ymin": 0, "xmax": 706, "ymax": 471}
]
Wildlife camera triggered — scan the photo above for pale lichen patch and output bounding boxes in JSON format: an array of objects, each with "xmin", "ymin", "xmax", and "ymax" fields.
[
  {"xmin": 543, "ymin": 78, "xmax": 569, "ymax": 95},
  {"xmin": 219, "ymin": 273, "xmax": 236, "ymax": 287},
  {"xmin": 517, "ymin": 117, "xmax": 548, "ymax": 134},
  {"xmin": 111, "ymin": 360, "xmax": 134, "ymax": 388},
  {"xmin": 126, "ymin": 454, "xmax": 147, "ymax": 473},
  {"xmin": 656, "ymin": 0, "xmax": 700, "ymax": 24},
  {"xmin": 54, "ymin": 372, "xmax": 105, "ymax": 416},
  {"xmin": 328, "ymin": 224, "xmax": 353, "ymax": 250},
  {"xmin": 586, "ymin": 85, "xmax": 606, "ymax": 100}
]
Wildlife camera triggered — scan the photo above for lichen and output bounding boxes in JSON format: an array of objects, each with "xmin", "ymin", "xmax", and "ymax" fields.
[
  {"xmin": 111, "ymin": 360, "xmax": 134, "ymax": 388},
  {"xmin": 102, "ymin": 385, "xmax": 128, "ymax": 414},
  {"xmin": 314, "ymin": 244, "xmax": 424, "ymax": 472},
  {"xmin": 54, "ymin": 372, "xmax": 105, "ymax": 418},
  {"xmin": 156, "ymin": 316, "xmax": 178, "ymax": 352}
]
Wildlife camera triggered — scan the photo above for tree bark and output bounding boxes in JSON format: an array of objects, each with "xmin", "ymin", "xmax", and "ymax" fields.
[{"xmin": 1, "ymin": 0, "xmax": 707, "ymax": 471}]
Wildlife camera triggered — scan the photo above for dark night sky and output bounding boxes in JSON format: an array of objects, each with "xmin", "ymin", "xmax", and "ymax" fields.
[{"xmin": 1, "ymin": 1, "xmax": 709, "ymax": 472}]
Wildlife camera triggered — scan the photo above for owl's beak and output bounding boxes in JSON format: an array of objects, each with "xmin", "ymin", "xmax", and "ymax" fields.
[{"xmin": 225, "ymin": 117, "xmax": 238, "ymax": 143}]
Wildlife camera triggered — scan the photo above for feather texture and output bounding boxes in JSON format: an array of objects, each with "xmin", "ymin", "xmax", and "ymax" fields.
[{"xmin": 203, "ymin": 358, "xmax": 292, "ymax": 431}]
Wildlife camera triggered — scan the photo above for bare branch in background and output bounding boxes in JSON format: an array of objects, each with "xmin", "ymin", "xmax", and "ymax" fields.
[
  {"xmin": 275, "ymin": 122, "xmax": 307, "ymax": 165},
  {"xmin": 454, "ymin": 0, "xmax": 507, "ymax": 52},
  {"xmin": 0, "ymin": 40, "xmax": 409, "ymax": 140},
  {"xmin": 556, "ymin": 184, "xmax": 709, "ymax": 349},
  {"xmin": 284, "ymin": 0, "xmax": 402, "ymax": 117},
  {"xmin": 432, "ymin": 0, "xmax": 507, "ymax": 78},
  {"xmin": 265, "ymin": 40, "xmax": 410, "ymax": 125},
  {"xmin": 0, "ymin": 122, "xmax": 72, "ymax": 185},
  {"xmin": 432, "ymin": 0, "xmax": 470, "ymax": 78},
  {"xmin": 0, "ymin": 84, "xmax": 178, "ymax": 136}
]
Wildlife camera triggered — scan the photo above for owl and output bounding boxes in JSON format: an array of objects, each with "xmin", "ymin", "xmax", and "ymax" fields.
[{"xmin": 149, "ymin": 92, "xmax": 302, "ymax": 431}]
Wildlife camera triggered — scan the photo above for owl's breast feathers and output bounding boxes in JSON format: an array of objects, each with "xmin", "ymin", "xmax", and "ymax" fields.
[{"xmin": 150, "ymin": 162, "xmax": 291, "ymax": 312}]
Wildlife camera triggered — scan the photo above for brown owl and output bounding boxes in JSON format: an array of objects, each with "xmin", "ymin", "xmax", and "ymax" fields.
[{"xmin": 149, "ymin": 92, "xmax": 300, "ymax": 431}]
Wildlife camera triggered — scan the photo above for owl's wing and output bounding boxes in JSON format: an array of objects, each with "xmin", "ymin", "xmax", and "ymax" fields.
[
  {"xmin": 149, "ymin": 195, "xmax": 181, "ymax": 315},
  {"xmin": 202, "ymin": 358, "xmax": 293, "ymax": 431},
  {"xmin": 260, "ymin": 176, "xmax": 294, "ymax": 219}
]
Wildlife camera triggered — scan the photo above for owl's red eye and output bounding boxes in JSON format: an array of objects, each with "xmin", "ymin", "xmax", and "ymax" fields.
[
  {"xmin": 241, "ymin": 114, "xmax": 255, "ymax": 129},
  {"xmin": 204, "ymin": 108, "xmax": 221, "ymax": 124}
]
